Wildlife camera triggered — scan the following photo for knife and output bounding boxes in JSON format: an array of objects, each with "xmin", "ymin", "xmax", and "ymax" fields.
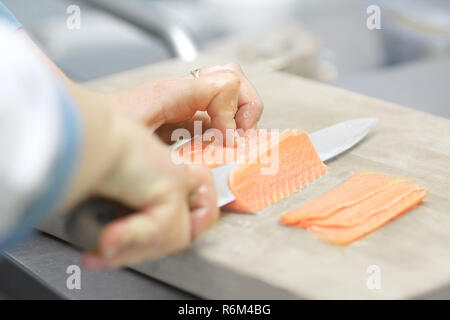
[
  {"xmin": 214, "ymin": 117, "xmax": 378, "ymax": 206},
  {"xmin": 65, "ymin": 117, "xmax": 378, "ymax": 250}
]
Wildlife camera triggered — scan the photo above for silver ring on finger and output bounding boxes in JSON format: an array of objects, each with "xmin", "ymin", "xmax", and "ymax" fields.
[{"xmin": 190, "ymin": 68, "xmax": 200, "ymax": 80}]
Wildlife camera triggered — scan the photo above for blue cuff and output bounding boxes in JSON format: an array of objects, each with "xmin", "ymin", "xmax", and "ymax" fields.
[
  {"xmin": 0, "ymin": 89, "xmax": 83, "ymax": 250},
  {"xmin": 0, "ymin": 2, "xmax": 22, "ymax": 31}
]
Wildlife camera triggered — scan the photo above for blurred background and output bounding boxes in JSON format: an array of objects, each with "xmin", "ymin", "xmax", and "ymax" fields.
[{"xmin": 3, "ymin": 0, "xmax": 450, "ymax": 117}]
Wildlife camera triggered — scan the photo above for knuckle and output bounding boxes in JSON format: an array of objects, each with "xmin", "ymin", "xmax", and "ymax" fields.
[{"xmin": 220, "ymin": 71, "xmax": 240, "ymax": 90}]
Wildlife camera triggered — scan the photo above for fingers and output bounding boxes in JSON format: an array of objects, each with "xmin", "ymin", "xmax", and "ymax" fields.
[
  {"xmin": 108, "ymin": 77, "xmax": 218, "ymax": 129},
  {"xmin": 94, "ymin": 120, "xmax": 185, "ymax": 209},
  {"xmin": 235, "ymin": 101, "xmax": 262, "ymax": 131},
  {"xmin": 84, "ymin": 163, "xmax": 219, "ymax": 269},
  {"xmin": 187, "ymin": 165, "xmax": 219, "ymax": 240},
  {"xmin": 111, "ymin": 62, "xmax": 262, "ymax": 137},
  {"xmin": 153, "ymin": 72, "xmax": 241, "ymax": 136},
  {"xmin": 83, "ymin": 196, "xmax": 191, "ymax": 268},
  {"xmin": 83, "ymin": 211, "xmax": 160, "ymax": 268},
  {"xmin": 155, "ymin": 112, "xmax": 211, "ymax": 144},
  {"xmin": 156, "ymin": 64, "xmax": 262, "ymax": 140},
  {"xmin": 203, "ymin": 71, "xmax": 240, "ymax": 133},
  {"xmin": 200, "ymin": 63, "xmax": 264, "ymax": 130}
]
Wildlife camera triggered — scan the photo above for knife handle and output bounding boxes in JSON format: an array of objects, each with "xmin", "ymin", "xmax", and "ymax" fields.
[{"xmin": 65, "ymin": 197, "xmax": 134, "ymax": 251}]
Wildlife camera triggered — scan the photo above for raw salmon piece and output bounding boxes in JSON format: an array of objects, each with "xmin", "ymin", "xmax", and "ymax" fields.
[
  {"xmin": 177, "ymin": 136, "xmax": 236, "ymax": 168},
  {"xmin": 225, "ymin": 130, "xmax": 328, "ymax": 213},
  {"xmin": 308, "ymin": 189, "xmax": 427, "ymax": 246},
  {"xmin": 177, "ymin": 130, "xmax": 271, "ymax": 168},
  {"xmin": 280, "ymin": 172, "xmax": 398, "ymax": 225},
  {"xmin": 303, "ymin": 180, "xmax": 422, "ymax": 228},
  {"xmin": 177, "ymin": 129, "xmax": 327, "ymax": 213}
]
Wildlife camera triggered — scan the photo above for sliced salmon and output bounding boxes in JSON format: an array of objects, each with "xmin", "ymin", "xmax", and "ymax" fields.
[
  {"xmin": 225, "ymin": 130, "xmax": 328, "ymax": 212},
  {"xmin": 178, "ymin": 136, "xmax": 237, "ymax": 168},
  {"xmin": 177, "ymin": 129, "xmax": 328, "ymax": 213},
  {"xmin": 280, "ymin": 172, "xmax": 398, "ymax": 225},
  {"xmin": 308, "ymin": 189, "xmax": 427, "ymax": 246},
  {"xmin": 302, "ymin": 180, "xmax": 422, "ymax": 228},
  {"xmin": 177, "ymin": 129, "xmax": 277, "ymax": 168}
]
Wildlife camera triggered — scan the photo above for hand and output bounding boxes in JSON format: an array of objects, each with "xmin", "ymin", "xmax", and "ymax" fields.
[
  {"xmin": 81, "ymin": 118, "xmax": 219, "ymax": 268},
  {"xmin": 17, "ymin": 28, "xmax": 222, "ymax": 269},
  {"xmin": 108, "ymin": 62, "xmax": 263, "ymax": 143}
]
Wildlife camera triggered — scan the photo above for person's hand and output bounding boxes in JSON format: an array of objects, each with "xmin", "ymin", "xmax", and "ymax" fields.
[
  {"xmin": 80, "ymin": 117, "xmax": 219, "ymax": 268},
  {"xmin": 16, "ymin": 29, "xmax": 226, "ymax": 269},
  {"xmin": 108, "ymin": 62, "xmax": 263, "ymax": 143}
]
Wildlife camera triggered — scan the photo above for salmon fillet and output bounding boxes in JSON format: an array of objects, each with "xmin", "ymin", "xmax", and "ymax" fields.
[
  {"xmin": 280, "ymin": 172, "xmax": 398, "ymax": 225},
  {"xmin": 225, "ymin": 130, "xmax": 328, "ymax": 212},
  {"xmin": 308, "ymin": 189, "xmax": 427, "ymax": 246},
  {"xmin": 302, "ymin": 180, "xmax": 422, "ymax": 228},
  {"xmin": 280, "ymin": 172, "xmax": 427, "ymax": 245},
  {"xmin": 178, "ymin": 136, "xmax": 238, "ymax": 168},
  {"xmin": 177, "ymin": 129, "xmax": 328, "ymax": 213}
]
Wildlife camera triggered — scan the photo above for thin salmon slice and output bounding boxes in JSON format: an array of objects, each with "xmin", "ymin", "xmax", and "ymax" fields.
[
  {"xmin": 177, "ymin": 129, "xmax": 328, "ymax": 213},
  {"xmin": 177, "ymin": 130, "xmax": 272, "ymax": 168},
  {"xmin": 302, "ymin": 180, "xmax": 422, "ymax": 228},
  {"xmin": 178, "ymin": 136, "xmax": 237, "ymax": 168},
  {"xmin": 280, "ymin": 172, "xmax": 398, "ymax": 225},
  {"xmin": 225, "ymin": 130, "xmax": 328, "ymax": 212},
  {"xmin": 308, "ymin": 189, "xmax": 427, "ymax": 246}
]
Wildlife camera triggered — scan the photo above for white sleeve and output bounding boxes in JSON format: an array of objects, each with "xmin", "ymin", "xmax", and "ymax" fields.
[{"xmin": 0, "ymin": 23, "xmax": 82, "ymax": 247}]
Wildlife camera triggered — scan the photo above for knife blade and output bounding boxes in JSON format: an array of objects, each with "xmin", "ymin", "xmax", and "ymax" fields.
[
  {"xmin": 213, "ymin": 117, "xmax": 378, "ymax": 207},
  {"xmin": 310, "ymin": 117, "xmax": 378, "ymax": 162},
  {"xmin": 65, "ymin": 117, "xmax": 378, "ymax": 250}
]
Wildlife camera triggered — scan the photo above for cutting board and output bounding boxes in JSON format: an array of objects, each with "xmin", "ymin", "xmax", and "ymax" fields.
[{"xmin": 40, "ymin": 55, "xmax": 450, "ymax": 299}]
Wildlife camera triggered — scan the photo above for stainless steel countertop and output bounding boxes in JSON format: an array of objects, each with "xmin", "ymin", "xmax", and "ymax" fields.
[{"xmin": 2, "ymin": 232, "xmax": 194, "ymax": 299}]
